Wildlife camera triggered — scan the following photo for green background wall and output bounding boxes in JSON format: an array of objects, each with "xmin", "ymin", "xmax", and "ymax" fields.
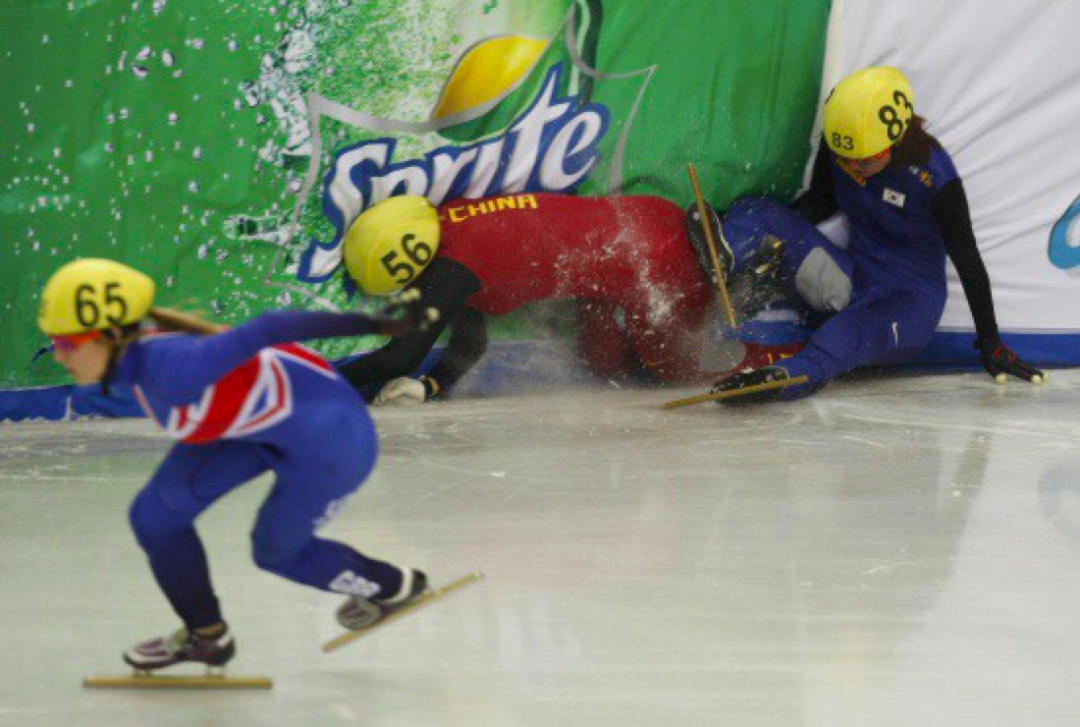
[{"xmin": 0, "ymin": 0, "xmax": 830, "ymax": 387}]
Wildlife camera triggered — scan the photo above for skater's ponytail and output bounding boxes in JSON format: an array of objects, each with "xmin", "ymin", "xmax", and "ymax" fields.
[
  {"xmin": 146, "ymin": 307, "xmax": 224, "ymax": 335},
  {"xmin": 98, "ymin": 309, "xmax": 222, "ymax": 395},
  {"xmin": 889, "ymin": 115, "xmax": 940, "ymax": 169}
]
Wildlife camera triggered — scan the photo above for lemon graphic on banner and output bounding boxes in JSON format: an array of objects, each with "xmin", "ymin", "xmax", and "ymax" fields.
[{"xmin": 432, "ymin": 35, "xmax": 551, "ymax": 142}]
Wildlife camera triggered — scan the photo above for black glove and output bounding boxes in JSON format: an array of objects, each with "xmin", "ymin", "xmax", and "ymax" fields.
[
  {"xmin": 371, "ymin": 289, "xmax": 440, "ymax": 337},
  {"xmin": 976, "ymin": 336, "xmax": 1044, "ymax": 383}
]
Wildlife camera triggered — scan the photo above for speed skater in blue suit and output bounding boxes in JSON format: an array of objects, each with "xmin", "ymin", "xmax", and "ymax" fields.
[
  {"xmin": 37, "ymin": 257, "xmax": 438, "ymax": 672},
  {"xmin": 701, "ymin": 66, "xmax": 1043, "ymax": 403}
]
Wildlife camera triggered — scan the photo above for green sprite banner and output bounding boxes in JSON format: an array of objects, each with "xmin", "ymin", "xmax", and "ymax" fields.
[{"xmin": 0, "ymin": 0, "xmax": 830, "ymax": 388}]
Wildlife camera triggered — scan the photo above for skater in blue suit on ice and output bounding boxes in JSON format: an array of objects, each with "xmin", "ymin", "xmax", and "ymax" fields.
[
  {"xmin": 707, "ymin": 67, "xmax": 1043, "ymax": 403},
  {"xmin": 37, "ymin": 258, "xmax": 438, "ymax": 671}
]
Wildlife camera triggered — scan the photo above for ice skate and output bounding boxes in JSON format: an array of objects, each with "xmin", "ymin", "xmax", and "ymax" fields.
[
  {"xmin": 84, "ymin": 626, "xmax": 272, "ymax": 689},
  {"xmin": 729, "ymin": 233, "xmax": 787, "ymax": 320},
  {"xmin": 335, "ymin": 567, "xmax": 429, "ymax": 631},
  {"xmin": 663, "ymin": 365, "xmax": 809, "ymax": 409},
  {"xmin": 709, "ymin": 365, "xmax": 796, "ymax": 405},
  {"xmin": 724, "ymin": 340, "xmax": 803, "ymax": 375},
  {"xmin": 686, "ymin": 201, "xmax": 734, "ymax": 286},
  {"xmin": 324, "ymin": 570, "xmax": 484, "ymax": 653},
  {"xmin": 123, "ymin": 626, "xmax": 235, "ymax": 671}
]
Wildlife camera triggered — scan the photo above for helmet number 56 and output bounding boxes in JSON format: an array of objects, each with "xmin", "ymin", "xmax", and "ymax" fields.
[{"xmin": 380, "ymin": 234, "xmax": 434, "ymax": 285}]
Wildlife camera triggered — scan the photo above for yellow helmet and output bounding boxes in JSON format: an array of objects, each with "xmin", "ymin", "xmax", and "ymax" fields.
[
  {"xmin": 343, "ymin": 196, "xmax": 441, "ymax": 297},
  {"xmin": 823, "ymin": 66, "xmax": 914, "ymax": 159},
  {"xmin": 38, "ymin": 258, "xmax": 155, "ymax": 335}
]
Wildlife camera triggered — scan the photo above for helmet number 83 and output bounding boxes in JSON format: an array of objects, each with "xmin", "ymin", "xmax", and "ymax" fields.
[
  {"xmin": 75, "ymin": 282, "xmax": 128, "ymax": 327},
  {"xmin": 831, "ymin": 133, "xmax": 855, "ymax": 151},
  {"xmin": 380, "ymin": 234, "xmax": 434, "ymax": 285},
  {"xmin": 879, "ymin": 90, "xmax": 913, "ymax": 142}
]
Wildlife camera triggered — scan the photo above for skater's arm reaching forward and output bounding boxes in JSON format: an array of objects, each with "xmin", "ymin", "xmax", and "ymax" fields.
[
  {"xmin": 120, "ymin": 300, "xmax": 436, "ymax": 405},
  {"xmin": 337, "ymin": 257, "xmax": 484, "ymax": 397}
]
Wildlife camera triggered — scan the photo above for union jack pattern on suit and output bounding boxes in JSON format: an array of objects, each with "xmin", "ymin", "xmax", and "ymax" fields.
[{"xmin": 133, "ymin": 343, "xmax": 336, "ymax": 444}]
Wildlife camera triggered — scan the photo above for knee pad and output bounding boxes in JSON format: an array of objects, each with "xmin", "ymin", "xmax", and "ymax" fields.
[{"xmin": 795, "ymin": 248, "xmax": 852, "ymax": 313}]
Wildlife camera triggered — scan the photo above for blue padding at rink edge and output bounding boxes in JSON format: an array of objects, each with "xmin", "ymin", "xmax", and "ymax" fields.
[
  {"xmin": 733, "ymin": 322, "xmax": 1080, "ymax": 367},
  {"xmin": 0, "ymin": 385, "xmax": 72, "ymax": 421},
  {"xmin": 2, "ymin": 332, "xmax": 1077, "ymax": 421},
  {"xmin": 917, "ymin": 331, "xmax": 1080, "ymax": 366},
  {"xmin": 71, "ymin": 384, "xmax": 146, "ymax": 418},
  {"xmin": 0, "ymin": 384, "xmax": 146, "ymax": 422}
]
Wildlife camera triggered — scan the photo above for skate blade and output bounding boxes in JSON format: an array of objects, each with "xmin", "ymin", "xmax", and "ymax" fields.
[
  {"xmin": 323, "ymin": 571, "xmax": 484, "ymax": 653},
  {"xmin": 83, "ymin": 672, "xmax": 272, "ymax": 690},
  {"xmin": 662, "ymin": 375, "xmax": 808, "ymax": 410}
]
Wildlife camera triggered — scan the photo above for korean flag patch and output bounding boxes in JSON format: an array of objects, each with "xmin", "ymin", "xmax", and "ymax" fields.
[{"xmin": 883, "ymin": 188, "xmax": 906, "ymax": 208}]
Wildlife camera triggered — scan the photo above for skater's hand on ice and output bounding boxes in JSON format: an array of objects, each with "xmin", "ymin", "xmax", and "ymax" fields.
[
  {"xmin": 372, "ymin": 289, "xmax": 439, "ymax": 337},
  {"xmin": 977, "ymin": 337, "xmax": 1045, "ymax": 384}
]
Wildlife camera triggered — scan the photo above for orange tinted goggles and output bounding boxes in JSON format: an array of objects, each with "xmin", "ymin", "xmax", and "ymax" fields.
[{"xmin": 49, "ymin": 330, "xmax": 102, "ymax": 352}]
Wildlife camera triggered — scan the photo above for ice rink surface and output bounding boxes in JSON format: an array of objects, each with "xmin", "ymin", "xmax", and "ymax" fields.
[{"xmin": 2, "ymin": 370, "xmax": 1080, "ymax": 726}]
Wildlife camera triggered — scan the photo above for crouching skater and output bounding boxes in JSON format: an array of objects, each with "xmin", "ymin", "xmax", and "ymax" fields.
[{"xmin": 38, "ymin": 258, "xmax": 437, "ymax": 672}]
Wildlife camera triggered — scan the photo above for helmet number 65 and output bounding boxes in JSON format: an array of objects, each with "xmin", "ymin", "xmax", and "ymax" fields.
[{"xmin": 74, "ymin": 282, "xmax": 128, "ymax": 327}]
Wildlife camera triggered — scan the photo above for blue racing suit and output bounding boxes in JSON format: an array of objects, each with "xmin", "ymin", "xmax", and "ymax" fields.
[
  {"xmin": 722, "ymin": 141, "xmax": 1000, "ymax": 399},
  {"xmin": 113, "ymin": 311, "xmax": 404, "ymax": 629}
]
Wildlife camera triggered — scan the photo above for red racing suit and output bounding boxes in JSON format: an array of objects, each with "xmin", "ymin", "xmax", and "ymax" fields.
[{"xmin": 435, "ymin": 192, "xmax": 713, "ymax": 380}]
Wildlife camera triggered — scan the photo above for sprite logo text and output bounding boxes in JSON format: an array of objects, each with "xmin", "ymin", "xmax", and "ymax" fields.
[{"xmin": 301, "ymin": 65, "xmax": 609, "ymax": 282}]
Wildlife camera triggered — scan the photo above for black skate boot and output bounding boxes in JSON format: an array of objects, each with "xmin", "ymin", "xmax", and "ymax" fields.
[
  {"xmin": 729, "ymin": 233, "xmax": 787, "ymax": 320},
  {"xmin": 685, "ymin": 202, "xmax": 734, "ymax": 287},
  {"xmin": 710, "ymin": 364, "xmax": 792, "ymax": 405},
  {"xmin": 336, "ymin": 568, "xmax": 429, "ymax": 631},
  {"xmin": 123, "ymin": 626, "xmax": 235, "ymax": 672}
]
